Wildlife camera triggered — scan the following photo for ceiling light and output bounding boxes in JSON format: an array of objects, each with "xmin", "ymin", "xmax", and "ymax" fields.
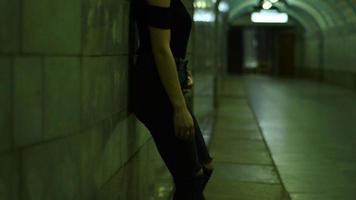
[
  {"xmin": 194, "ymin": 9, "xmax": 216, "ymax": 22},
  {"xmin": 262, "ymin": 1, "xmax": 273, "ymax": 9},
  {"xmin": 218, "ymin": 1, "xmax": 229, "ymax": 12},
  {"xmin": 270, "ymin": 0, "xmax": 279, "ymax": 3},
  {"xmin": 251, "ymin": 10, "xmax": 288, "ymax": 23}
]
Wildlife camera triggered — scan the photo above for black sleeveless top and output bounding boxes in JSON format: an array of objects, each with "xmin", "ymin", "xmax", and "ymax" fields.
[{"xmin": 133, "ymin": 0, "xmax": 193, "ymax": 59}]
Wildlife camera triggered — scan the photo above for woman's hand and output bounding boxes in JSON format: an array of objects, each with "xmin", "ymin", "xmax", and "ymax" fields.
[
  {"xmin": 173, "ymin": 106, "xmax": 195, "ymax": 140},
  {"xmin": 183, "ymin": 70, "xmax": 194, "ymax": 94}
]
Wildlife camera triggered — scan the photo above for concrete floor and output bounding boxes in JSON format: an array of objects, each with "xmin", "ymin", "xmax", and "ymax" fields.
[
  {"xmin": 242, "ymin": 75, "xmax": 356, "ymax": 199},
  {"xmin": 205, "ymin": 75, "xmax": 356, "ymax": 200},
  {"xmin": 204, "ymin": 75, "xmax": 289, "ymax": 200},
  {"xmin": 206, "ymin": 75, "xmax": 356, "ymax": 200}
]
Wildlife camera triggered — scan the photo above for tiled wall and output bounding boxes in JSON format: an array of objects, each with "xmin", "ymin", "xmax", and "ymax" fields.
[
  {"xmin": 192, "ymin": 21, "xmax": 217, "ymax": 125},
  {"xmin": 0, "ymin": 0, "xmax": 226, "ymax": 199},
  {"xmin": 0, "ymin": 0, "xmax": 173, "ymax": 199},
  {"xmin": 190, "ymin": 1, "xmax": 228, "ymax": 131},
  {"xmin": 297, "ymin": 23, "xmax": 356, "ymax": 91}
]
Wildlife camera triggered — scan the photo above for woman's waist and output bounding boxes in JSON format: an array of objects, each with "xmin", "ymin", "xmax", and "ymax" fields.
[
  {"xmin": 134, "ymin": 53, "xmax": 188, "ymax": 68},
  {"xmin": 135, "ymin": 48, "xmax": 187, "ymax": 60}
]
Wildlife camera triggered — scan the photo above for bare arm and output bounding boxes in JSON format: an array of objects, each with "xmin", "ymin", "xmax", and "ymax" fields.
[
  {"xmin": 146, "ymin": 0, "xmax": 186, "ymax": 110},
  {"xmin": 146, "ymin": 0, "xmax": 194, "ymax": 140}
]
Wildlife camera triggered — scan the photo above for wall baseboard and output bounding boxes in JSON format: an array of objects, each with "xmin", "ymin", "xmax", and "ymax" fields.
[{"xmin": 297, "ymin": 67, "xmax": 356, "ymax": 92}]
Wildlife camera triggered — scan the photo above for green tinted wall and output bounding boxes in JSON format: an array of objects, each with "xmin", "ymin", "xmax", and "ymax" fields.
[
  {"xmin": 0, "ymin": 0, "xmax": 227, "ymax": 198},
  {"xmin": 227, "ymin": 0, "xmax": 356, "ymax": 91},
  {"xmin": 0, "ymin": 0, "xmax": 172, "ymax": 199}
]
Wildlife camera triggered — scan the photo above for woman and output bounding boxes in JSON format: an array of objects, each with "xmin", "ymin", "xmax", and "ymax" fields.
[{"xmin": 131, "ymin": 0, "xmax": 214, "ymax": 199}]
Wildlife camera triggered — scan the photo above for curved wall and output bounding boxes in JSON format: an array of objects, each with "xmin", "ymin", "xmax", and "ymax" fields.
[{"xmin": 228, "ymin": 0, "xmax": 356, "ymax": 90}]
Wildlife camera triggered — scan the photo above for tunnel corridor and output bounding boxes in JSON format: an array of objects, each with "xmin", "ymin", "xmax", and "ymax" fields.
[
  {"xmin": 205, "ymin": 75, "xmax": 356, "ymax": 199},
  {"xmin": 1, "ymin": 0, "xmax": 356, "ymax": 200}
]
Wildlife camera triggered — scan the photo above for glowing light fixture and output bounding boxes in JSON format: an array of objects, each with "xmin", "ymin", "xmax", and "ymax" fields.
[
  {"xmin": 193, "ymin": 9, "xmax": 216, "ymax": 22},
  {"xmin": 194, "ymin": 1, "xmax": 207, "ymax": 9},
  {"xmin": 262, "ymin": 1, "xmax": 273, "ymax": 9},
  {"xmin": 194, "ymin": 0, "xmax": 215, "ymax": 9},
  {"xmin": 270, "ymin": 0, "xmax": 279, "ymax": 3},
  {"xmin": 251, "ymin": 9, "xmax": 288, "ymax": 23},
  {"xmin": 218, "ymin": 1, "xmax": 229, "ymax": 12}
]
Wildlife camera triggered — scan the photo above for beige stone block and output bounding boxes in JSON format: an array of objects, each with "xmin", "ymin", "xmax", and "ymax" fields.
[
  {"xmin": 22, "ymin": 0, "xmax": 81, "ymax": 54},
  {"xmin": 0, "ymin": 153, "xmax": 20, "ymax": 200},
  {"xmin": 0, "ymin": 0, "xmax": 20, "ymax": 53},
  {"xmin": 81, "ymin": 57, "xmax": 114, "ymax": 128},
  {"xmin": 13, "ymin": 57, "xmax": 43, "ymax": 146},
  {"xmin": 82, "ymin": 0, "xmax": 129, "ymax": 55},
  {"xmin": 112, "ymin": 57, "xmax": 129, "ymax": 114},
  {"xmin": 22, "ymin": 121, "xmax": 109, "ymax": 200},
  {"xmin": 43, "ymin": 57, "xmax": 81, "ymax": 140},
  {"xmin": 0, "ymin": 58, "xmax": 12, "ymax": 152}
]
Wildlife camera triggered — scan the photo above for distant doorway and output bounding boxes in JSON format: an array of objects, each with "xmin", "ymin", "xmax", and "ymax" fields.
[
  {"xmin": 227, "ymin": 27, "xmax": 244, "ymax": 74},
  {"xmin": 227, "ymin": 26, "xmax": 297, "ymax": 77},
  {"xmin": 277, "ymin": 29, "xmax": 296, "ymax": 76}
]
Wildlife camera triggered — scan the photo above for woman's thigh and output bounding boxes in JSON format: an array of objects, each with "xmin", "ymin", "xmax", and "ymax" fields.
[{"xmin": 135, "ymin": 105, "xmax": 202, "ymax": 179}]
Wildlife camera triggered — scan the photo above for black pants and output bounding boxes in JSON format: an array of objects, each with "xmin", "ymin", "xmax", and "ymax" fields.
[{"xmin": 131, "ymin": 56, "xmax": 213, "ymax": 199}]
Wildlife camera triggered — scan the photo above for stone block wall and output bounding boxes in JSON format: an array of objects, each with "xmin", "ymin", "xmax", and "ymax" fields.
[
  {"xmin": 0, "ymin": 0, "xmax": 227, "ymax": 198},
  {"xmin": 183, "ymin": 0, "xmax": 226, "ymax": 141},
  {"xmin": 190, "ymin": 3, "xmax": 224, "ymax": 133},
  {"xmin": 296, "ymin": 34, "xmax": 322, "ymax": 80},
  {"xmin": 297, "ymin": 23, "xmax": 356, "ymax": 91},
  {"xmin": 0, "ymin": 0, "xmax": 173, "ymax": 199},
  {"xmin": 192, "ymin": 21, "xmax": 217, "ymax": 124}
]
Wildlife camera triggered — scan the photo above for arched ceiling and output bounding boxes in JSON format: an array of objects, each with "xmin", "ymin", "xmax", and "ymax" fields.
[{"xmin": 227, "ymin": 0, "xmax": 356, "ymax": 33}]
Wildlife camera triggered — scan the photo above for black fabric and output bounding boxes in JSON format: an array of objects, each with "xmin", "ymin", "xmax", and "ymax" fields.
[
  {"xmin": 131, "ymin": 55, "xmax": 213, "ymax": 199},
  {"xmin": 147, "ymin": 5, "xmax": 171, "ymax": 29},
  {"xmin": 175, "ymin": 57, "xmax": 189, "ymax": 87},
  {"xmin": 133, "ymin": 0, "xmax": 192, "ymax": 59},
  {"xmin": 201, "ymin": 167, "xmax": 213, "ymax": 191},
  {"xmin": 131, "ymin": 1, "xmax": 213, "ymax": 198}
]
